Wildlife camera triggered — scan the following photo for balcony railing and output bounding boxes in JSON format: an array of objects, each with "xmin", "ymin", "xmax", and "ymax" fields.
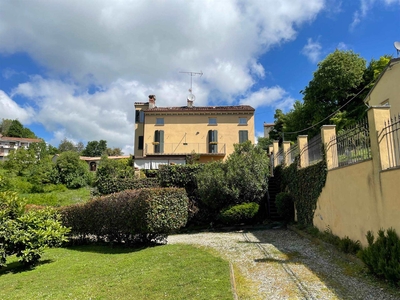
[{"xmin": 144, "ymin": 143, "xmax": 226, "ymax": 155}]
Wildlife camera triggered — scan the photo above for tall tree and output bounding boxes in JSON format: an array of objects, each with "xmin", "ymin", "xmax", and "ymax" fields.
[
  {"xmin": 82, "ymin": 140, "xmax": 108, "ymax": 157},
  {"xmin": 0, "ymin": 119, "xmax": 12, "ymax": 136},
  {"xmin": 106, "ymin": 147, "xmax": 123, "ymax": 156},
  {"xmin": 58, "ymin": 138, "xmax": 77, "ymax": 153}
]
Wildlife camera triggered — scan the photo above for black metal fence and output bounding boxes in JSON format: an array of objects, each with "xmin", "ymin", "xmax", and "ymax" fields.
[
  {"xmin": 276, "ymin": 148, "xmax": 284, "ymax": 166},
  {"xmin": 284, "ymin": 143, "xmax": 299, "ymax": 165},
  {"xmin": 301, "ymin": 133, "xmax": 323, "ymax": 166},
  {"xmin": 331, "ymin": 118, "xmax": 371, "ymax": 167},
  {"xmin": 378, "ymin": 115, "xmax": 400, "ymax": 170}
]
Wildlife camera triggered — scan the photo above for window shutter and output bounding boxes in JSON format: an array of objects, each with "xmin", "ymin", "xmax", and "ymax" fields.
[
  {"xmin": 239, "ymin": 130, "xmax": 248, "ymax": 143},
  {"xmin": 159, "ymin": 130, "xmax": 164, "ymax": 153}
]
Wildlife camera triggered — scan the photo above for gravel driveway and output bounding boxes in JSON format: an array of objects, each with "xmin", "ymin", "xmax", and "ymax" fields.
[{"xmin": 168, "ymin": 228, "xmax": 399, "ymax": 300}]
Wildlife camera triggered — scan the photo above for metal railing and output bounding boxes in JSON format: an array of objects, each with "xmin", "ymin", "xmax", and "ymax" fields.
[
  {"xmin": 379, "ymin": 114, "xmax": 400, "ymax": 170},
  {"xmin": 276, "ymin": 148, "xmax": 284, "ymax": 165},
  {"xmin": 331, "ymin": 118, "xmax": 371, "ymax": 167},
  {"xmin": 283, "ymin": 143, "xmax": 299, "ymax": 165},
  {"xmin": 144, "ymin": 143, "xmax": 226, "ymax": 155},
  {"xmin": 301, "ymin": 133, "xmax": 323, "ymax": 166}
]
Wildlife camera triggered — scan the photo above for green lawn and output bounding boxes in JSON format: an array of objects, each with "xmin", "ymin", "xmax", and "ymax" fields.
[
  {"xmin": 21, "ymin": 186, "xmax": 91, "ymax": 207},
  {"xmin": 0, "ymin": 244, "xmax": 233, "ymax": 300}
]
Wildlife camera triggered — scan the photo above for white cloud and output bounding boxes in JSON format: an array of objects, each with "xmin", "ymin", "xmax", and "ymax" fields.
[
  {"xmin": 0, "ymin": 90, "xmax": 34, "ymax": 123},
  {"xmin": 0, "ymin": 1, "xmax": 325, "ymax": 149},
  {"xmin": 301, "ymin": 38, "xmax": 322, "ymax": 63},
  {"xmin": 12, "ymin": 77, "xmax": 143, "ymax": 151},
  {"xmin": 337, "ymin": 42, "xmax": 348, "ymax": 50},
  {"xmin": 351, "ymin": 0, "xmax": 400, "ymax": 30},
  {"xmin": 240, "ymin": 86, "xmax": 295, "ymax": 111}
]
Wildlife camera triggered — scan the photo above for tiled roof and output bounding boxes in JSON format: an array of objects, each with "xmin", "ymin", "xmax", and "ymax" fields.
[
  {"xmin": 145, "ymin": 105, "xmax": 255, "ymax": 113},
  {"xmin": 0, "ymin": 135, "xmax": 41, "ymax": 143},
  {"xmin": 79, "ymin": 155, "xmax": 131, "ymax": 161}
]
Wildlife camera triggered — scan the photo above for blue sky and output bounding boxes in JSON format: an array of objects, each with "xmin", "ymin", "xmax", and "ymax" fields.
[{"xmin": 0, "ymin": 0, "xmax": 399, "ymax": 154}]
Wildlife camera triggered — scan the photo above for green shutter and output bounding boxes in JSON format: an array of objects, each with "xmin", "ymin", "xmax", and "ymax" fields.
[
  {"xmin": 159, "ymin": 130, "xmax": 164, "ymax": 153},
  {"xmin": 239, "ymin": 130, "xmax": 248, "ymax": 143}
]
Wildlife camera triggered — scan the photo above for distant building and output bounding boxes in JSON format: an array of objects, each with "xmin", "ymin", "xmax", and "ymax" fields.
[
  {"xmin": 134, "ymin": 95, "xmax": 255, "ymax": 169},
  {"xmin": 263, "ymin": 123, "xmax": 274, "ymax": 138},
  {"xmin": 0, "ymin": 134, "xmax": 41, "ymax": 161},
  {"xmin": 79, "ymin": 156, "xmax": 131, "ymax": 172}
]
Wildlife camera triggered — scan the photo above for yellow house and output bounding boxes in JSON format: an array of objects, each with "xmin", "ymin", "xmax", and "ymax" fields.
[
  {"xmin": 364, "ymin": 57, "xmax": 400, "ymax": 115},
  {"xmin": 134, "ymin": 95, "xmax": 255, "ymax": 169}
]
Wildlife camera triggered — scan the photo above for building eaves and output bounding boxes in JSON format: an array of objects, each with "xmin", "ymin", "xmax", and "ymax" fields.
[
  {"xmin": 0, "ymin": 136, "xmax": 42, "ymax": 143},
  {"xmin": 364, "ymin": 57, "xmax": 400, "ymax": 104},
  {"xmin": 144, "ymin": 105, "xmax": 255, "ymax": 113}
]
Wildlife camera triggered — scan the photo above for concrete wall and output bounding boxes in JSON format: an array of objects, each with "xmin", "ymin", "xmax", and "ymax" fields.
[{"xmin": 312, "ymin": 106, "xmax": 400, "ymax": 246}]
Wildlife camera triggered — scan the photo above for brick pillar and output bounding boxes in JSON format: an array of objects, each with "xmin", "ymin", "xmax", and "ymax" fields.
[
  {"xmin": 368, "ymin": 106, "xmax": 391, "ymax": 171},
  {"xmin": 283, "ymin": 141, "xmax": 291, "ymax": 166},
  {"xmin": 298, "ymin": 135, "xmax": 308, "ymax": 168},
  {"xmin": 273, "ymin": 140, "xmax": 279, "ymax": 168},
  {"xmin": 321, "ymin": 125, "xmax": 337, "ymax": 170}
]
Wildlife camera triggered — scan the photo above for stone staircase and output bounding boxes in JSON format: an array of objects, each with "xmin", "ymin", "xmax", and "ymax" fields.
[{"xmin": 267, "ymin": 176, "xmax": 281, "ymax": 220}]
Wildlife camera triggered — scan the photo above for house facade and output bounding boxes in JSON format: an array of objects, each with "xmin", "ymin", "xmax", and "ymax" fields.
[
  {"xmin": 364, "ymin": 57, "xmax": 400, "ymax": 115},
  {"xmin": 0, "ymin": 134, "xmax": 42, "ymax": 161},
  {"xmin": 134, "ymin": 95, "xmax": 255, "ymax": 169}
]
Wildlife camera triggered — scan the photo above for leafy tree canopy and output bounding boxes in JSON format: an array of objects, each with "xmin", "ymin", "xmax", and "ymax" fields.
[
  {"xmin": 268, "ymin": 51, "xmax": 392, "ymax": 140},
  {"xmin": 58, "ymin": 138, "xmax": 77, "ymax": 153},
  {"xmin": 82, "ymin": 140, "xmax": 107, "ymax": 157},
  {"xmin": 0, "ymin": 119, "xmax": 36, "ymax": 138}
]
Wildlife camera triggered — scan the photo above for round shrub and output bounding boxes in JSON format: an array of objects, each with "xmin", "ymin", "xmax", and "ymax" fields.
[
  {"xmin": 275, "ymin": 192, "xmax": 295, "ymax": 223},
  {"xmin": 218, "ymin": 202, "xmax": 259, "ymax": 225}
]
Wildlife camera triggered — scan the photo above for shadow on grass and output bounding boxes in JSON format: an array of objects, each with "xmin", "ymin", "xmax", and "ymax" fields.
[
  {"xmin": 0, "ymin": 259, "xmax": 53, "ymax": 276},
  {"xmin": 64, "ymin": 242, "xmax": 163, "ymax": 255}
]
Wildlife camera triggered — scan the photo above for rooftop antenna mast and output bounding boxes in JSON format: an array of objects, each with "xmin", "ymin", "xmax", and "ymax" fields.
[{"xmin": 179, "ymin": 71, "xmax": 203, "ymax": 95}]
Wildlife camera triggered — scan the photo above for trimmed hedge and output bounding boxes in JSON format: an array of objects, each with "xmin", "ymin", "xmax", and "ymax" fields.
[
  {"xmin": 96, "ymin": 177, "xmax": 160, "ymax": 195},
  {"xmin": 60, "ymin": 188, "xmax": 188, "ymax": 244},
  {"xmin": 218, "ymin": 202, "xmax": 259, "ymax": 225}
]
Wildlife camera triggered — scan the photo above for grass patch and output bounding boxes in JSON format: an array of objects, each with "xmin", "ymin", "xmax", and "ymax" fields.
[
  {"xmin": 0, "ymin": 244, "xmax": 232, "ymax": 299},
  {"xmin": 20, "ymin": 187, "xmax": 91, "ymax": 207}
]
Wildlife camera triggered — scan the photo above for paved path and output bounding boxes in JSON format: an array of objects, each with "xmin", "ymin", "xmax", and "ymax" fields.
[{"xmin": 168, "ymin": 228, "xmax": 400, "ymax": 300}]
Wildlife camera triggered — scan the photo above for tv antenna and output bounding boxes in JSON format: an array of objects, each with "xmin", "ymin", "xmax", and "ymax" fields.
[
  {"xmin": 394, "ymin": 42, "xmax": 400, "ymax": 57},
  {"xmin": 179, "ymin": 71, "xmax": 203, "ymax": 100}
]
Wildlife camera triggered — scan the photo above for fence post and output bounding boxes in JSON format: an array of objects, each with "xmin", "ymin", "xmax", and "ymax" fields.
[
  {"xmin": 268, "ymin": 145, "xmax": 274, "ymax": 176},
  {"xmin": 273, "ymin": 140, "xmax": 279, "ymax": 168},
  {"xmin": 367, "ymin": 106, "xmax": 391, "ymax": 171},
  {"xmin": 298, "ymin": 135, "xmax": 308, "ymax": 168},
  {"xmin": 283, "ymin": 141, "xmax": 291, "ymax": 166},
  {"xmin": 321, "ymin": 125, "xmax": 337, "ymax": 170}
]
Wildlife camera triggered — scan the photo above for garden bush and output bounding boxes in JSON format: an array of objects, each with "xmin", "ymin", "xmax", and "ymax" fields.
[
  {"xmin": 358, "ymin": 228, "xmax": 400, "ymax": 285},
  {"xmin": 0, "ymin": 176, "xmax": 70, "ymax": 268},
  {"xmin": 218, "ymin": 202, "xmax": 259, "ymax": 225},
  {"xmin": 95, "ymin": 177, "xmax": 159, "ymax": 195},
  {"xmin": 60, "ymin": 188, "xmax": 188, "ymax": 244},
  {"xmin": 275, "ymin": 192, "xmax": 295, "ymax": 224}
]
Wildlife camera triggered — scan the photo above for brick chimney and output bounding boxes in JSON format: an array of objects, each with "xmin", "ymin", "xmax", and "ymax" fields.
[{"xmin": 148, "ymin": 95, "xmax": 156, "ymax": 109}]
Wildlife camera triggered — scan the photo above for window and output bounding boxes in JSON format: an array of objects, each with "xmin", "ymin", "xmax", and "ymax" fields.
[
  {"xmin": 239, "ymin": 118, "xmax": 247, "ymax": 125},
  {"xmin": 138, "ymin": 136, "xmax": 144, "ymax": 150},
  {"xmin": 135, "ymin": 110, "xmax": 144, "ymax": 123},
  {"xmin": 154, "ymin": 130, "xmax": 164, "ymax": 153},
  {"xmin": 156, "ymin": 118, "xmax": 164, "ymax": 125},
  {"xmin": 208, "ymin": 118, "xmax": 217, "ymax": 125},
  {"xmin": 239, "ymin": 130, "xmax": 248, "ymax": 143},
  {"xmin": 208, "ymin": 130, "xmax": 218, "ymax": 153}
]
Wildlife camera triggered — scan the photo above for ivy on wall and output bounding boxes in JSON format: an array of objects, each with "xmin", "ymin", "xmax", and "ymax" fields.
[{"xmin": 274, "ymin": 156, "xmax": 327, "ymax": 226}]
